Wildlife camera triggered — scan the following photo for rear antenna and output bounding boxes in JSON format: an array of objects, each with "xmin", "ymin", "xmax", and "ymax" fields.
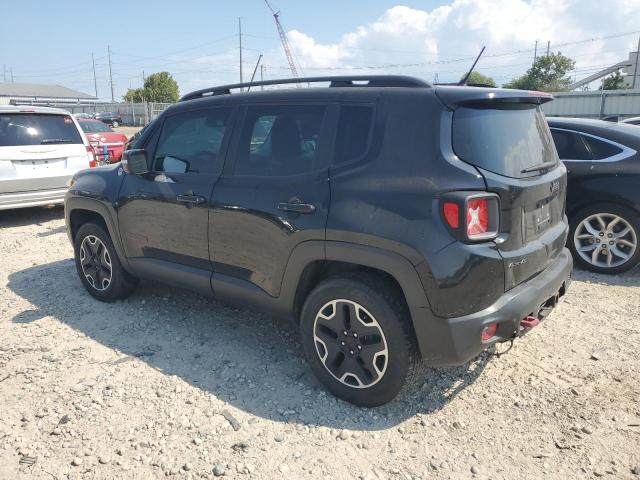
[{"xmin": 458, "ymin": 46, "xmax": 486, "ymax": 86}]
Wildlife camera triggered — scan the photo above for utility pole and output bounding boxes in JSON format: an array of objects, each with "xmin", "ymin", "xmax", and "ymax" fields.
[
  {"xmin": 107, "ymin": 45, "xmax": 114, "ymax": 102},
  {"xmin": 633, "ymin": 35, "xmax": 640, "ymax": 89},
  {"xmin": 91, "ymin": 53, "xmax": 98, "ymax": 99},
  {"xmin": 10, "ymin": 68, "xmax": 13, "ymax": 83},
  {"xmin": 546, "ymin": 40, "xmax": 550, "ymax": 57},
  {"xmin": 533, "ymin": 40, "xmax": 538, "ymax": 65},
  {"xmin": 238, "ymin": 17, "xmax": 243, "ymax": 90},
  {"xmin": 2, "ymin": 64, "xmax": 5, "ymax": 82},
  {"xmin": 260, "ymin": 64, "xmax": 265, "ymax": 90}
]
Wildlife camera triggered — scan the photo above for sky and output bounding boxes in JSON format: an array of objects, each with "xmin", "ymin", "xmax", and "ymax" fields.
[{"xmin": 1, "ymin": 0, "xmax": 639, "ymax": 101}]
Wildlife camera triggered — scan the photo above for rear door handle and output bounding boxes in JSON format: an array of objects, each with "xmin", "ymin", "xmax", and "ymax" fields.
[
  {"xmin": 278, "ymin": 201, "xmax": 316, "ymax": 214},
  {"xmin": 176, "ymin": 194, "xmax": 206, "ymax": 205}
]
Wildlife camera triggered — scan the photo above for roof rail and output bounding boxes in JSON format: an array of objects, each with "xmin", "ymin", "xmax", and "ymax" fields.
[{"xmin": 179, "ymin": 75, "xmax": 431, "ymax": 102}]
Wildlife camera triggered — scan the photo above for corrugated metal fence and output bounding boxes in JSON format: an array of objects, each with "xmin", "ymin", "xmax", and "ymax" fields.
[{"xmin": 542, "ymin": 89, "xmax": 640, "ymax": 119}]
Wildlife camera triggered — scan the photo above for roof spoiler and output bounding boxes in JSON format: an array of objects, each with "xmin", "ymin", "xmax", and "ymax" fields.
[{"xmin": 435, "ymin": 87, "xmax": 554, "ymax": 109}]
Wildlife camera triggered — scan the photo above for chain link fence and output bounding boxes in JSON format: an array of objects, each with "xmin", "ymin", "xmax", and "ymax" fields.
[{"xmin": 60, "ymin": 102, "xmax": 173, "ymax": 126}]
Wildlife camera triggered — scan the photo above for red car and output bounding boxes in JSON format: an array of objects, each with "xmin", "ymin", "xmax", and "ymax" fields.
[{"xmin": 77, "ymin": 119, "xmax": 127, "ymax": 163}]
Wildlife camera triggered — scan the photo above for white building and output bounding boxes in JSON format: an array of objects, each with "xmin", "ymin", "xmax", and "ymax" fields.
[{"xmin": 0, "ymin": 82, "xmax": 96, "ymax": 106}]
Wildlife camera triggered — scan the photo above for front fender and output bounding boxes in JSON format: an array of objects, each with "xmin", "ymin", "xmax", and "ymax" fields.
[{"xmin": 64, "ymin": 194, "xmax": 130, "ymax": 271}]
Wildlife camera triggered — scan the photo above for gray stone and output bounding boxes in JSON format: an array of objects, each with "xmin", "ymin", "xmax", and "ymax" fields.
[{"xmin": 213, "ymin": 464, "xmax": 226, "ymax": 476}]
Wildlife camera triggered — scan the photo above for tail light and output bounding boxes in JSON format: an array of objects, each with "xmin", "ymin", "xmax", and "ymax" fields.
[
  {"xmin": 86, "ymin": 145, "xmax": 97, "ymax": 168},
  {"xmin": 442, "ymin": 192, "xmax": 500, "ymax": 241},
  {"xmin": 481, "ymin": 323, "xmax": 498, "ymax": 342}
]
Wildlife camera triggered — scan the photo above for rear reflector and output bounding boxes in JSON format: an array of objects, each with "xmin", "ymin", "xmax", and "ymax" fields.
[
  {"xmin": 481, "ymin": 323, "xmax": 498, "ymax": 342},
  {"xmin": 443, "ymin": 202, "xmax": 460, "ymax": 229}
]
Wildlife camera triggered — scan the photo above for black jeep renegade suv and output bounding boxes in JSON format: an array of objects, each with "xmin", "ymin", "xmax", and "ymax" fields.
[{"xmin": 65, "ymin": 76, "xmax": 572, "ymax": 406}]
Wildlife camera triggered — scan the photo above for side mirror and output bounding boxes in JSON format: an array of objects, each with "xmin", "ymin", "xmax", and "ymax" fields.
[{"xmin": 122, "ymin": 149, "xmax": 149, "ymax": 175}]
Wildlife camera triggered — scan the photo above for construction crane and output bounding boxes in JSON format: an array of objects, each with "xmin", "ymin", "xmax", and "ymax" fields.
[{"xmin": 264, "ymin": 0, "xmax": 300, "ymax": 80}]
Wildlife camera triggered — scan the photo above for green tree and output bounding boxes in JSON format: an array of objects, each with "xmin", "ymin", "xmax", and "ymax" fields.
[
  {"xmin": 144, "ymin": 72, "xmax": 179, "ymax": 102},
  {"xmin": 122, "ymin": 72, "xmax": 179, "ymax": 103},
  {"xmin": 600, "ymin": 70, "xmax": 626, "ymax": 90},
  {"xmin": 463, "ymin": 71, "xmax": 497, "ymax": 87},
  {"xmin": 123, "ymin": 87, "xmax": 145, "ymax": 103},
  {"xmin": 504, "ymin": 52, "xmax": 575, "ymax": 92}
]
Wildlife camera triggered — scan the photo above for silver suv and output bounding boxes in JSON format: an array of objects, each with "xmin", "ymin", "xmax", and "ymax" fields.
[{"xmin": 0, "ymin": 106, "xmax": 96, "ymax": 210}]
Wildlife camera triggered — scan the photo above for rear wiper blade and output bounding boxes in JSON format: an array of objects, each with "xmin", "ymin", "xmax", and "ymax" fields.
[
  {"xmin": 520, "ymin": 161, "xmax": 557, "ymax": 174},
  {"xmin": 40, "ymin": 139, "xmax": 73, "ymax": 144}
]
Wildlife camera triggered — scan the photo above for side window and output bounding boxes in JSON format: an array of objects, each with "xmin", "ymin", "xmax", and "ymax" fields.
[
  {"xmin": 334, "ymin": 105, "xmax": 374, "ymax": 165},
  {"xmin": 550, "ymin": 129, "xmax": 591, "ymax": 160},
  {"xmin": 234, "ymin": 105, "xmax": 326, "ymax": 176},
  {"xmin": 583, "ymin": 136, "xmax": 622, "ymax": 160},
  {"xmin": 153, "ymin": 108, "xmax": 230, "ymax": 174}
]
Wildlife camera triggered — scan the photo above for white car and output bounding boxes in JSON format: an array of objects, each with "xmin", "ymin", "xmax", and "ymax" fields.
[
  {"xmin": 620, "ymin": 116, "xmax": 640, "ymax": 126},
  {"xmin": 0, "ymin": 106, "xmax": 96, "ymax": 210}
]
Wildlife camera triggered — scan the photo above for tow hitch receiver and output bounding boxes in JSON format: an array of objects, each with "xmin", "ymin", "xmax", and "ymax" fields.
[{"xmin": 520, "ymin": 315, "xmax": 540, "ymax": 330}]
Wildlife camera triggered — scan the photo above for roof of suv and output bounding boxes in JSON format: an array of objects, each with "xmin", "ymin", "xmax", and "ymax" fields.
[
  {"xmin": 0, "ymin": 105, "xmax": 72, "ymax": 115},
  {"xmin": 175, "ymin": 75, "xmax": 553, "ymax": 116}
]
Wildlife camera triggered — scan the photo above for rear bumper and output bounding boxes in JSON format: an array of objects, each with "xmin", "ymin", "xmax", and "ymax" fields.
[
  {"xmin": 414, "ymin": 247, "xmax": 573, "ymax": 366},
  {"xmin": 0, "ymin": 187, "xmax": 68, "ymax": 210}
]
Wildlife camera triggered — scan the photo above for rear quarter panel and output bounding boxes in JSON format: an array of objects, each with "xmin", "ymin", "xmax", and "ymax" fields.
[
  {"xmin": 566, "ymin": 167, "xmax": 640, "ymax": 218},
  {"xmin": 326, "ymin": 90, "xmax": 507, "ymax": 317}
]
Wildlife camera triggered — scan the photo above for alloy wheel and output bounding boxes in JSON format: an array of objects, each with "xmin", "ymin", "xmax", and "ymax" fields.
[
  {"xmin": 313, "ymin": 299, "xmax": 388, "ymax": 389},
  {"xmin": 574, "ymin": 213, "xmax": 637, "ymax": 269},
  {"xmin": 79, "ymin": 235, "xmax": 112, "ymax": 291}
]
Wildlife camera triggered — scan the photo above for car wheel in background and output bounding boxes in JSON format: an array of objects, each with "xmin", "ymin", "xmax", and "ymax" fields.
[
  {"xmin": 299, "ymin": 273, "xmax": 421, "ymax": 407},
  {"xmin": 111, "ymin": 120, "xmax": 119, "ymax": 128},
  {"xmin": 74, "ymin": 222, "xmax": 138, "ymax": 301},
  {"xmin": 569, "ymin": 203, "xmax": 640, "ymax": 274}
]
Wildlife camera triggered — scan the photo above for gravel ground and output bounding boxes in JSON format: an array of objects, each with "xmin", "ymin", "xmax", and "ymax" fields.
[{"xmin": 1, "ymin": 206, "xmax": 639, "ymax": 480}]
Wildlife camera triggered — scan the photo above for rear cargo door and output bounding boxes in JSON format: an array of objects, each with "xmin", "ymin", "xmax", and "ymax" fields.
[
  {"xmin": 451, "ymin": 102, "xmax": 567, "ymax": 289},
  {"xmin": 0, "ymin": 113, "xmax": 89, "ymax": 193}
]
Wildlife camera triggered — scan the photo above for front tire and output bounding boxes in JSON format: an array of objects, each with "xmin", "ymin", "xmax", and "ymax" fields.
[
  {"xmin": 300, "ymin": 274, "xmax": 420, "ymax": 407},
  {"xmin": 111, "ymin": 120, "xmax": 119, "ymax": 128},
  {"xmin": 74, "ymin": 222, "xmax": 138, "ymax": 301},
  {"xmin": 569, "ymin": 203, "xmax": 640, "ymax": 274}
]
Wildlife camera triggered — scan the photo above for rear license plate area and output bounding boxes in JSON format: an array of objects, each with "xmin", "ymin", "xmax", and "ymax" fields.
[{"xmin": 12, "ymin": 158, "xmax": 66, "ymax": 175}]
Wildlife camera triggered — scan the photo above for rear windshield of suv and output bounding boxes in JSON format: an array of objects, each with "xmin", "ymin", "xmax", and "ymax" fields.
[
  {"xmin": 452, "ymin": 105, "xmax": 558, "ymax": 178},
  {"xmin": 0, "ymin": 113, "xmax": 83, "ymax": 147}
]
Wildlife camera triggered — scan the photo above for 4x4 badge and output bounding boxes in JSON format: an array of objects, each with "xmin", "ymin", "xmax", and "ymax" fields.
[{"xmin": 550, "ymin": 180, "xmax": 560, "ymax": 195}]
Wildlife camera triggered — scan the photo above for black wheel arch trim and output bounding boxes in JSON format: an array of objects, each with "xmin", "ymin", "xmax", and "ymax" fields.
[
  {"xmin": 279, "ymin": 240, "xmax": 433, "ymax": 356},
  {"xmin": 65, "ymin": 195, "xmax": 131, "ymax": 272}
]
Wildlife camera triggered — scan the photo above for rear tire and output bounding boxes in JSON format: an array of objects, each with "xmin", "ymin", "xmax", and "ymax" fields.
[
  {"xmin": 569, "ymin": 203, "xmax": 640, "ymax": 274},
  {"xmin": 74, "ymin": 222, "xmax": 138, "ymax": 301},
  {"xmin": 300, "ymin": 273, "xmax": 420, "ymax": 407},
  {"xmin": 111, "ymin": 120, "xmax": 119, "ymax": 128}
]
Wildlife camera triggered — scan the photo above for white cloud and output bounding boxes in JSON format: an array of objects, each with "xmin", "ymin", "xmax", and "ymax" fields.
[{"xmin": 279, "ymin": 0, "xmax": 640, "ymax": 86}]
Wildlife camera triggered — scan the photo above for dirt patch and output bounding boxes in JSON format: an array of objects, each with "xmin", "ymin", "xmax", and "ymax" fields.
[{"xmin": 1, "ymin": 206, "xmax": 639, "ymax": 479}]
